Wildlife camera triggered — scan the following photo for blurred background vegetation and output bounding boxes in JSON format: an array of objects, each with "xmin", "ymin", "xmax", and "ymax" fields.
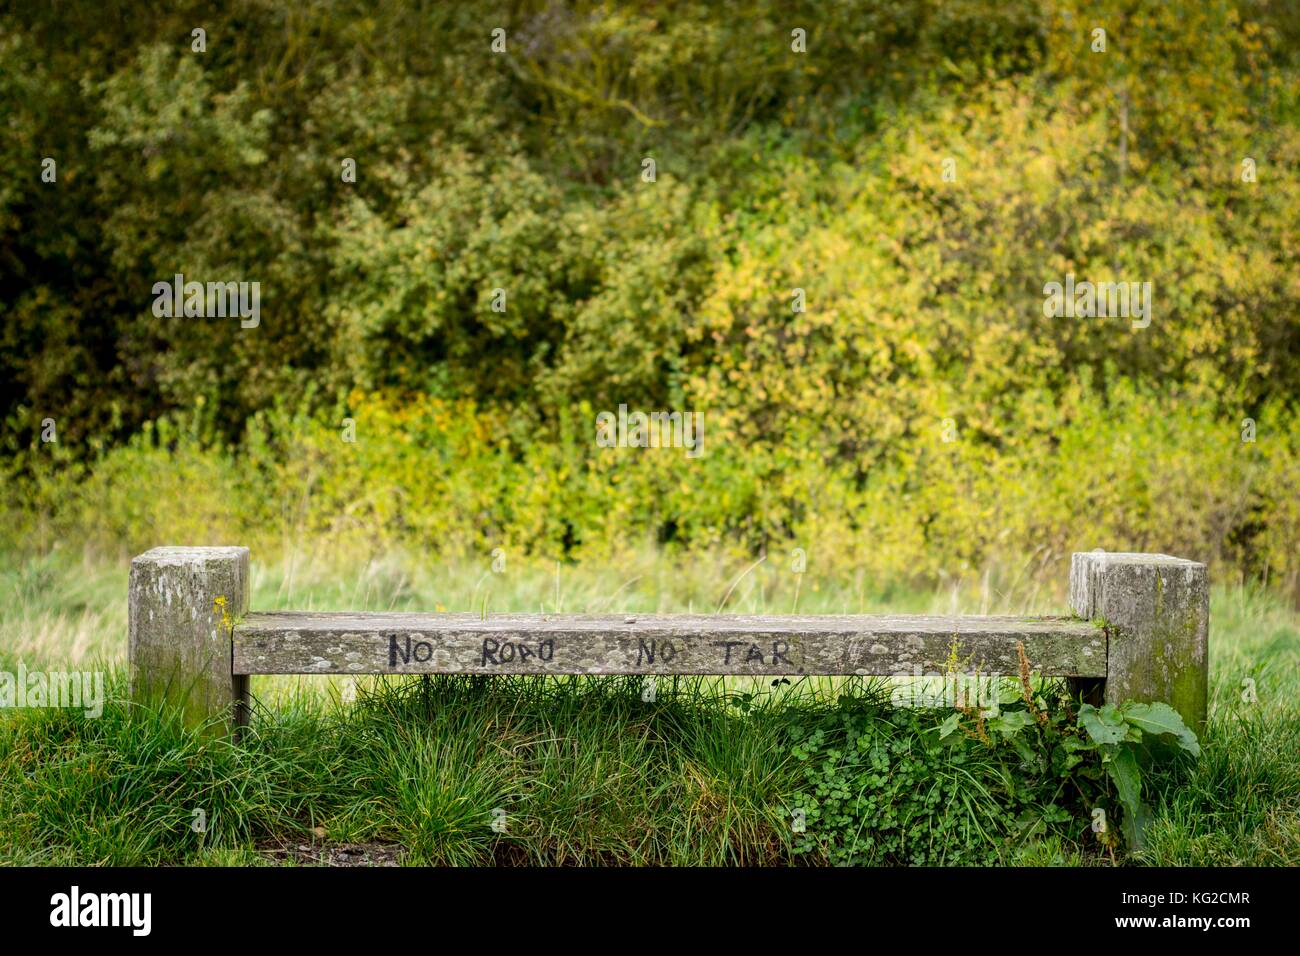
[{"xmin": 2, "ymin": 0, "xmax": 1298, "ymax": 594}]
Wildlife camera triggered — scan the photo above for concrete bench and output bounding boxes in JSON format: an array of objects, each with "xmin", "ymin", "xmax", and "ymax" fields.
[{"xmin": 128, "ymin": 547, "xmax": 1208, "ymax": 733}]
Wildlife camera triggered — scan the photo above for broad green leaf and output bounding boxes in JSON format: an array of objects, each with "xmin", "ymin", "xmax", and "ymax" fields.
[
  {"xmin": 1107, "ymin": 747, "xmax": 1143, "ymax": 814},
  {"xmin": 1078, "ymin": 704, "xmax": 1128, "ymax": 745},
  {"xmin": 997, "ymin": 685, "xmax": 1024, "ymax": 705},
  {"xmin": 1099, "ymin": 703, "xmax": 1126, "ymax": 726},
  {"xmin": 1106, "ymin": 747, "xmax": 1147, "ymax": 850},
  {"xmin": 990, "ymin": 709, "xmax": 1033, "ymax": 736},
  {"xmin": 938, "ymin": 712, "xmax": 961, "ymax": 739},
  {"xmin": 1009, "ymin": 735, "xmax": 1040, "ymax": 768},
  {"xmin": 1121, "ymin": 702, "xmax": 1201, "ymax": 757}
]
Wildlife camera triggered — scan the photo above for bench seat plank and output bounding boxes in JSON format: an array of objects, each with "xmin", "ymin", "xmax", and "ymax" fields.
[{"xmin": 233, "ymin": 612, "xmax": 1106, "ymax": 677}]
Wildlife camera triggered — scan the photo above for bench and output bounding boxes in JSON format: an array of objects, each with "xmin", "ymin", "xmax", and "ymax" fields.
[{"xmin": 127, "ymin": 547, "xmax": 1208, "ymax": 733}]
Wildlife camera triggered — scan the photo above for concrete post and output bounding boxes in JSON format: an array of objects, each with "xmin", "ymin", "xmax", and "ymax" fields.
[
  {"xmin": 128, "ymin": 546, "xmax": 250, "ymax": 731},
  {"xmin": 1070, "ymin": 551, "xmax": 1209, "ymax": 732}
]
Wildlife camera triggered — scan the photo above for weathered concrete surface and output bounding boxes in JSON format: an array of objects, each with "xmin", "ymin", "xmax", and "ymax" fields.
[
  {"xmin": 234, "ymin": 612, "xmax": 1106, "ymax": 677},
  {"xmin": 129, "ymin": 547, "xmax": 249, "ymax": 730},
  {"xmin": 1070, "ymin": 551, "xmax": 1208, "ymax": 731}
]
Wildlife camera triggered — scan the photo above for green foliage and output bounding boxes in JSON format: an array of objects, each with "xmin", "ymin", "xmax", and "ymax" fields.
[
  {"xmin": 0, "ymin": 548, "xmax": 1290, "ymax": 867},
  {"xmin": 1076, "ymin": 701, "xmax": 1201, "ymax": 849},
  {"xmin": 788, "ymin": 688, "xmax": 1077, "ymax": 865},
  {"xmin": 2, "ymin": 0, "xmax": 1299, "ymax": 587},
  {"xmin": 0, "ymin": 673, "xmax": 1198, "ymax": 866},
  {"xmin": 9, "ymin": 383, "xmax": 1300, "ymax": 591},
  {"xmin": 788, "ymin": 688, "xmax": 1202, "ymax": 864},
  {"xmin": 790, "ymin": 703, "xmax": 1012, "ymax": 865}
]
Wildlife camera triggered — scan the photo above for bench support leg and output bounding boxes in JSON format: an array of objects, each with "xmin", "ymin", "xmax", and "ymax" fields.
[
  {"xmin": 129, "ymin": 546, "xmax": 249, "ymax": 734},
  {"xmin": 1069, "ymin": 551, "xmax": 1209, "ymax": 733}
]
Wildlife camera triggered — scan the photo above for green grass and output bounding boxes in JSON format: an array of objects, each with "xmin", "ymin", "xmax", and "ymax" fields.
[{"xmin": 0, "ymin": 546, "xmax": 1296, "ymax": 866}]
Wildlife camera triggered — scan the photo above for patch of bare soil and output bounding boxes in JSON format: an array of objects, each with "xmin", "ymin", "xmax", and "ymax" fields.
[{"xmin": 261, "ymin": 837, "xmax": 405, "ymax": 867}]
